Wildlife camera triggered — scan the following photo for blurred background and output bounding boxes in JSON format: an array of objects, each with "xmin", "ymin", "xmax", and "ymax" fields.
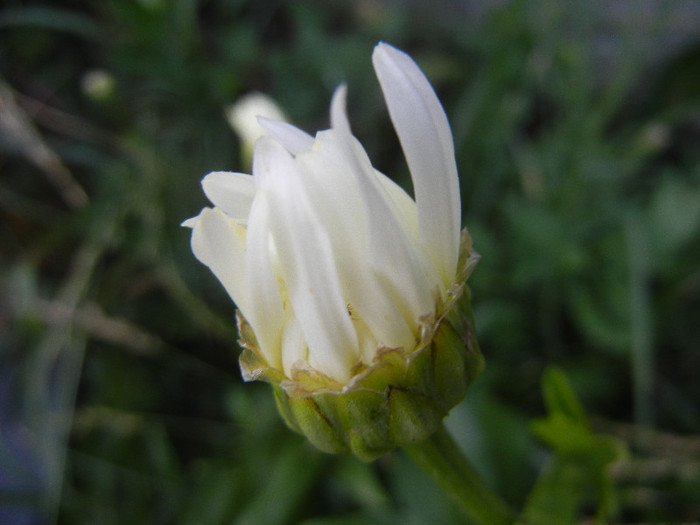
[{"xmin": 1, "ymin": 0, "xmax": 699, "ymax": 523}]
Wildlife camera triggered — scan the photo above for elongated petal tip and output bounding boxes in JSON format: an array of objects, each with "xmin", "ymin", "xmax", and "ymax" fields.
[
  {"xmin": 258, "ymin": 117, "xmax": 315, "ymax": 156},
  {"xmin": 181, "ymin": 216, "xmax": 197, "ymax": 228},
  {"xmin": 329, "ymin": 84, "xmax": 349, "ymax": 132},
  {"xmin": 372, "ymin": 41, "xmax": 461, "ymax": 284}
]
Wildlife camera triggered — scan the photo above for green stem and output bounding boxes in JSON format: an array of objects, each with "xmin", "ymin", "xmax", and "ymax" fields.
[{"xmin": 403, "ymin": 424, "xmax": 515, "ymax": 525}]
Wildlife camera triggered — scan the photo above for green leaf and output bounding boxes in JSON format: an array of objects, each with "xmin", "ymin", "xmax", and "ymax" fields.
[
  {"xmin": 522, "ymin": 457, "xmax": 589, "ymax": 525},
  {"xmin": 525, "ymin": 368, "xmax": 627, "ymax": 524},
  {"xmin": 541, "ymin": 367, "xmax": 588, "ymax": 427}
]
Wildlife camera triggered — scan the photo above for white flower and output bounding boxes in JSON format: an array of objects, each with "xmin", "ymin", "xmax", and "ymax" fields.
[
  {"xmin": 224, "ymin": 92, "xmax": 288, "ymax": 153},
  {"xmin": 184, "ymin": 43, "xmax": 467, "ymax": 387}
]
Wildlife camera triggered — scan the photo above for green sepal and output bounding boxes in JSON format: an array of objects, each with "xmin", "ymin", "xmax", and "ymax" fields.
[
  {"xmin": 288, "ymin": 396, "xmax": 344, "ymax": 454},
  {"xmin": 387, "ymin": 388, "xmax": 443, "ymax": 445},
  {"xmin": 433, "ymin": 290, "xmax": 484, "ymax": 409}
]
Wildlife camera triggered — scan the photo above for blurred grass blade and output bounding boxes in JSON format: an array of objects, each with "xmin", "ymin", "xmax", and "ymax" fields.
[
  {"xmin": 625, "ymin": 210, "xmax": 655, "ymax": 434},
  {"xmin": 0, "ymin": 81, "xmax": 88, "ymax": 209},
  {"xmin": 17, "ymin": 204, "xmax": 122, "ymax": 522},
  {"xmin": 234, "ymin": 440, "xmax": 326, "ymax": 525},
  {"xmin": 0, "ymin": 6, "xmax": 100, "ymax": 39},
  {"xmin": 31, "ymin": 332, "xmax": 87, "ymax": 524}
]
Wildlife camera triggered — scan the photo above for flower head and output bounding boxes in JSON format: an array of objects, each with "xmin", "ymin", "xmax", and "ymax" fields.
[{"xmin": 184, "ymin": 43, "xmax": 482, "ymax": 459}]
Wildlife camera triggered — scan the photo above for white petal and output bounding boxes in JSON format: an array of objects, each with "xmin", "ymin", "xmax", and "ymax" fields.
[
  {"xmin": 190, "ymin": 207, "xmax": 249, "ymax": 315},
  {"xmin": 329, "ymin": 85, "xmax": 351, "ymax": 133},
  {"xmin": 258, "ymin": 117, "xmax": 314, "ymax": 155},
  {"xmin": 244, "ymin": 190, "xmax": 286, "ymax": 370},
  {"xmin": 202, "ymin": 171, "xmax": 255, "ymax": 222},
  {"xmin": 181, "ymin": 217, "xmax": 197, "ymax": 228},
  {"xmin": 295, "ymin": 131, "xmax": 416, "ymax": 351},
  {"xmin": 329, "ymin": 87, "xmax": 442, "ymax": 322},
  {"xmin": 372, "ymin": 42, "xmax": 460, "ymax": 284},
  {"xmin": 254, "ymin": 136, "xmax": 359, "ymax": 382},
  {"xmin": 281, "ymin": 314, "xmax": 307, "ymax": 378},
  {"xmin": 374, "ymin": 169, "xmax": 419, "ymax": 240}
]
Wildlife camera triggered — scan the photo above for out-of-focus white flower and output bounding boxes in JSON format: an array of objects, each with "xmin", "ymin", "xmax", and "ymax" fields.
[
  {"xmin": 81, "ymin": 70, "xmax": 115, "ymax": 101},
  {"xmin": 225, "ymin": 92, "xmax": 288, "ymax": 165},
  {"xmin": 184, "ymin": 42, "xmax": 477, "ymax": 392}
]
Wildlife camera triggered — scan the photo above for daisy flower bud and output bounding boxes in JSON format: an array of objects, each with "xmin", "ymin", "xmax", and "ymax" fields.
[{"xmin": 184, "ymin": 43, "xmax": 482, "ymax": 460}]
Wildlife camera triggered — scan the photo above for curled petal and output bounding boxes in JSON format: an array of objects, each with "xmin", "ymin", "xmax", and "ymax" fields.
[{"xmin": 372, "ymin": 42, "xmax": 460, "ymax": 285}]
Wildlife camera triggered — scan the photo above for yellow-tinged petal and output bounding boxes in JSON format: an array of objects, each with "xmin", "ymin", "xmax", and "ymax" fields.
[{"xmin": 189, "ymin": 207, "xmax": 248, "ymax": 314}]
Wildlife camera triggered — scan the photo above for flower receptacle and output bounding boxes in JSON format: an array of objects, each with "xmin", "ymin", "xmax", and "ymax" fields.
[{"xmin": 263, "ymin": 275, "xmax": 483, "ymax": 461}]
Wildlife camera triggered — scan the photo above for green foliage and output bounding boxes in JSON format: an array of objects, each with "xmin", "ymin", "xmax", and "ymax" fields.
[
  {"xmin": 526, "ymin": 368, "xmax": 627, "ymax": 524},
  {"xmin": 1, "ymin": 0, "xmax": 699, "ymax": 523}
]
